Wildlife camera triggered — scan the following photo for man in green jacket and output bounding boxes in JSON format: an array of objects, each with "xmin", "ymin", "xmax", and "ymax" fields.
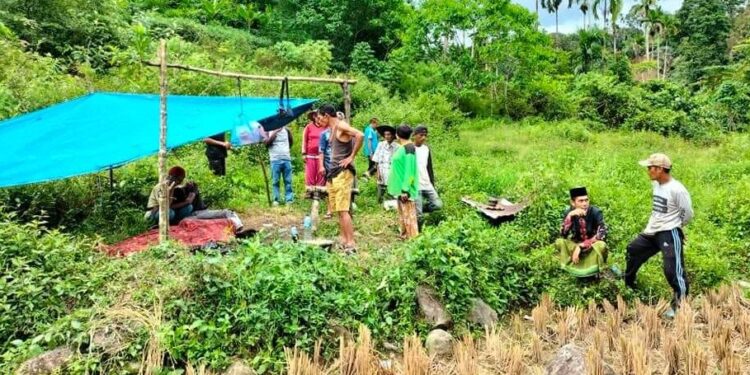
[{"xmin": 387, "ymin": 125, "xmax": 420, "ymax": 239}]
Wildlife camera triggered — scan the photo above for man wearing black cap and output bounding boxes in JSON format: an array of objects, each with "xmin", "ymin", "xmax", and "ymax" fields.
[
  {"xmin": 413, "ymin": 125, "xmax": 442, "ymax": 224},
  {"xmin": 371, "ymin": 124, "xmax": 397, "ymax": 203},
  {"xmin": 624, "ymin": 153, "xmax": 693, "ymax": 319},
  {"xmin": 554, "ymin": 187, "xmax": 609, "ymax": 278}
]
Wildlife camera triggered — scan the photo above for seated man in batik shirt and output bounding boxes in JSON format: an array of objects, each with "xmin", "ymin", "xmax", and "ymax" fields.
[{"xmin": 555, "ymin": 187, "xmax": 608, "ymax": 277}]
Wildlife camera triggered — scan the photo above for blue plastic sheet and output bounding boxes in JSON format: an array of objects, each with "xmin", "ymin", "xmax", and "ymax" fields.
[{"xmin": 0, "ymin": 92, "xmax": 315, "ymax": 188}]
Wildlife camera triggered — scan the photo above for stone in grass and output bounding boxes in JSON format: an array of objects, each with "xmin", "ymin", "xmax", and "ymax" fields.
[
  {"xmin": 545, "ymin": 344, "xmax": 615, "ymax": 375},
  {"xmin": 416, "ymin": 285, "xmax": 453, "ymax": 330},
  {"xmin": 468, "ymin": 298, "xmax": 498, "ymax": 328},
  {"xmin": 425, "ymin": 329, "xmax": 453, "ymax": 357},
  {"xmin": 90, "ymin": 322, "xmax": 139, "ymax": 354},
  {"xmin": 330, "ymin": 323, "xmax": 354, "ymax": 344},
  {"xmin": 223, "ymin": 361, "xmax": 256, "ymax": 375},
  {"xmin": 545, "ymin": 344, "xmax": 585, "ymax": 375},
  {"xmin": 15, "ymin": 347, "xmax": 74, "ymax": 375},
  {"xmin": 383, "ymin": 342, "xmax": 399, "ymax": 352}
]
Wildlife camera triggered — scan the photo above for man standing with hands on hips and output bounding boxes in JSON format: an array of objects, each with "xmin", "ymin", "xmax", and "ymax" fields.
[{"xmin": 624, "ymin": 153, "xmax": 694, "ymax": 319}]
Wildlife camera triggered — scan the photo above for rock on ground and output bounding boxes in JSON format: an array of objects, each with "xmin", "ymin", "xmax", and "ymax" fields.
[
  {"xmin": 223, "ymin": 361, "xmax": 256, "ymax": 375},
  {"xmin": 545, "ymin": 344, "xmax": 614, "ymax": 375},
  {"xmin": 416, "ymin": 285, "xmax": 453, "ymax": 329},
  {"xmin": 15, "ymin": 347, "xmax": 74, "ymax": 375},
  {"xmin": 545, "ymin": 344, "xmax": 586, "ymax": 375},
  {"xmin": 425, "ymin": 329, "xmax": 453, "ymax": 357},
  {"xmin": 468, "ymin": 298, "xmax": 498, "ymax": 328}
]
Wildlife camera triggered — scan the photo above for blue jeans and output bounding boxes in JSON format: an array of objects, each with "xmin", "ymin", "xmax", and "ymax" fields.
[
  {"xmin": 147, "ymin": 204, "xmax": 193, "ymax": 225},
  {"xmin": 271, "ymin": 159, "xmax": 294, "ymax": 203}
]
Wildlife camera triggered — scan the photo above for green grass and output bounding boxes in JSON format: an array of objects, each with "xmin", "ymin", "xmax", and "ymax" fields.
[{"xmin": 2, "ymin": 119, "xmax": 749, "ymax": 373}]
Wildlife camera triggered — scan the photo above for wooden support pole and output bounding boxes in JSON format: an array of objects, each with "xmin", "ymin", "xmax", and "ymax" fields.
[
  {"xmin": 158, "ymin": 39, "xmax": 169, "ymax": 244},
  {"xmin": 257, "ymin": 149, "xmax": 272, "ymax": 207},
  {"xmin": 142, "ymin": 61, "xmax": 357, "ymax": 85},
  {"xmin": 109, "ymin": 166, "xmax": 114, "ymax": 191},
  {"xmin": 342, "ymin": 81, "xmax": 352, "ymax": 124}
]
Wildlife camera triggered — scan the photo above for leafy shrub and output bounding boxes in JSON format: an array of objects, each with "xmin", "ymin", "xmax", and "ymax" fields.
[
  {"xmin": 353, "ymin": 92, "xmax": 463, "ymax": 132},
  {"xmin": 350, "ymin": 42, "xmax": 392, "ymax": 83},
  {"xmin": 253, "ymin": 40, "xmax": 333, "ymax": 74},
  {"xmin": 0, "ymin": 40, "xmax": 86, "ymax": 120},
  {"xmin": 641, "ymin": 80, "xmax": 695, "ymax": 113},
  {"xmin": 548, "ymin": 120, "xmax": 593, "ymax": 142},
  {"xmin": 0, "ymin": 0, "xmax": 127, "ymax": 69},
  {"xmin": 0, "ymin": 215, "xmax": 114, "ymax": 352},
  {"xmin": 527, "ymin": 75, "xmax": 575, "ymax": 120},
  {"xmin": 456, "ymin": 89, "xmax": 493, "ymax": 118},
  {"xmin": 624, "ymin": 108, "xmax": 696, "ymax": 138},
  {"xmin": 608, "ymin": 55, "xmax": 634, "ymax": 84},
  {"xmin": 142, "ymin": 14, "xmax": 270, "ymax": 59},
  {"xmin": 498, "ymin": 85, "xmax": 535, "ymax": 120},
  {"xmin": 573, "ymin": 72, "xmax": 644, "ymax": 128},
  {"xmin": 403, "ymin": 217, "xmax": 542, "ymax": 315},
  {"xmin": 164, "ymin": 242, "xmax": 376, "ymax": 371},
  {"xmin": 712, "ymin": 81, "xmax": 750, "ymax": 131}
]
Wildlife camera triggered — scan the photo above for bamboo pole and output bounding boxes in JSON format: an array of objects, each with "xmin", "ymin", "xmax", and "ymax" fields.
[
  {"xmin": 109, "ymin": 166, "xmax": 114, "ymax": 192},
  {"xmin": 342, "ymin": 81, "xmax": 352, "ymax": 124},
  {"xmin": 257, "ymin": 148, "xmax": 272, "ymax": 207},
  {"xmin": 142, "ymin": 61, "xmax": 357, "ymax": 85},
  {"xmin": 158, "ymin": 40, "xmax": 169, "ymax": 243}
]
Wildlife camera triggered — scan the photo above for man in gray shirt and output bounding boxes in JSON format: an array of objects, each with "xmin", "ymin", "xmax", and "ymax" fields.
[
  {"xmin": 624, "ymin": 153, "xmax": 693, "ymax": 319},
  {"xmin": 262, "ymin": 125, "xmax": 294, "ymax": 205}
]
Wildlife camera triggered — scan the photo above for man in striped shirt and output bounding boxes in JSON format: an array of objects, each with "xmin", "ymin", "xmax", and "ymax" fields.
[{"xmin": 624, "ymin": 153, "xmax": 694, "ymax": 319}]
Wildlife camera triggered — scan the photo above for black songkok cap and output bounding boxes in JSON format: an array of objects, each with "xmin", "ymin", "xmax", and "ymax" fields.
[{"xmin": 569, "ymin": 187, "xmax": 588, "ymax": 199}]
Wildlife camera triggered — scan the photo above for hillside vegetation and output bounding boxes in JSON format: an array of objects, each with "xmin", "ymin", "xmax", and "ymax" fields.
[{"xmin": 2, "ymin": 0, "xmax": 750, "ymax": 373}]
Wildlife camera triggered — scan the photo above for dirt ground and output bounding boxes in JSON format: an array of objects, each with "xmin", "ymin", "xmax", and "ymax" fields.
[{"xmin": 237, "ymin": 200, "xmax": 402, "ymax": 252}]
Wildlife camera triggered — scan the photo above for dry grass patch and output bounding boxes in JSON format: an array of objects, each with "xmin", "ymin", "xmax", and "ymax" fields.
[{"xmin": 286, "ymin": 284, "xmax": 750, "ymax": 374}]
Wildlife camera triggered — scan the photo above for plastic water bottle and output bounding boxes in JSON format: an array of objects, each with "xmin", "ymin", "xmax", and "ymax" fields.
[
  {"xmin": 303, "ymin": 216, "xmax": 313, "ymax": 241},
  {"xmin": 290, "ymin": 226, "xmax": 299, "ymax": 242}
]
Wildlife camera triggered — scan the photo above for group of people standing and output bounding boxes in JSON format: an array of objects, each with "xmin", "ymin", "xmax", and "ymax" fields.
[
  {"xmin": 305, "ymin": 106, "xmax": 444, "ymax": 251},
  {"xmin": 199, "ymin": 103, "xmax": 443, "ymax": 252}
]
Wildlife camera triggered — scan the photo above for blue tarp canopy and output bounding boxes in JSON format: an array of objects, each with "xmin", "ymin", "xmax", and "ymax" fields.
[{"xmin": 0, "ymin": 92, "xmax": 316, "ymax": 188}]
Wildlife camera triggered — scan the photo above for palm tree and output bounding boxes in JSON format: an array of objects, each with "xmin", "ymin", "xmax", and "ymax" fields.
[
  {"xmin": 580, "ymin": 0, "xmax": 591, "ymax": 30},
  {"xmin": 592, "ymin": 0, "xmax": 608, "ymax": 28},
  {"xmin": 629, "ymin": 0, "xmax": 658, "ymax": 60},
  {"xmin": 609, "ymin": 0, "xmax": 623, "ymax": 54},
  {"xmin": 648, "ymin": 7, "xmax": 675, "ymax": 78},
  {"xmin": 569, "ymin": 0, "xmax": 591, "ymax": 30},
  {"xmin": 542, "ymin": 0, "xmax": 564, "ymax": 38}
]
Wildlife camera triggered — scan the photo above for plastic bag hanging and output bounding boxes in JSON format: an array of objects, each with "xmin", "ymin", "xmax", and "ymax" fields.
[{"xmin": 231, "ymin": 78, "xmax": 261, "ymax": 146}]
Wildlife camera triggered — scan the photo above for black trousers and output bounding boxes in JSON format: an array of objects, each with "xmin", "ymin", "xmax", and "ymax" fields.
[
  {"xmin": 366, "ymin": 158, "xmax": 377, "ymax": 176},
  {"xmin": 207, "ymin": 157, "xmax": 226, "ymax": 176},
  {"xmin": 625, "ymin": 228, "xmax": 689, "ymax": 306}
]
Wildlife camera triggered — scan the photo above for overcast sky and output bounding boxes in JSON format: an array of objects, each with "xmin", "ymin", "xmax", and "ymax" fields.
[{"xmin": 513, "ymin": 0, "xmax": 683, "ymax": 34}]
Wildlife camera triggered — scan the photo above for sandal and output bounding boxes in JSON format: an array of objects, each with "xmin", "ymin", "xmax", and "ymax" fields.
[{"xmin": 334, "ymin": 242, "xmax": 357, "ymax": 255}]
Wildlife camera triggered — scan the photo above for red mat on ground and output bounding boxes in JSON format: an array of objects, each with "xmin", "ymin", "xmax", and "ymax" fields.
[{"xmin": 107, "ymin": 218, "xmax": 236, "ymax": 256}]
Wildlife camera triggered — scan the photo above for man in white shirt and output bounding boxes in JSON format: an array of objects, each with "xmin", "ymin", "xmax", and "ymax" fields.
[
  {"xmin": 624, "ymin": 153, "xmax": 694, "ymax": 319},
  {"xmin": 413, "ymin": 126, "xmax": 443, "ymax": 224}
]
